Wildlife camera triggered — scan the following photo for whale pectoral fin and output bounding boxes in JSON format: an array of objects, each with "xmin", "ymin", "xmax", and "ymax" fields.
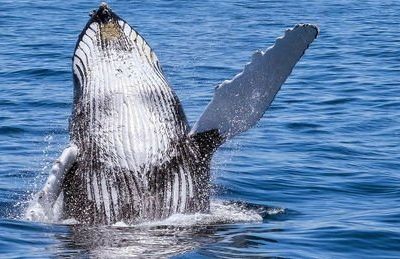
[
  {"xmin": 25, "ymin": 144, "xmax": 78, "ymax": 221},
  {"xmin": 190, "ymin": 24, "xmax": 318, "ymax": 144}
]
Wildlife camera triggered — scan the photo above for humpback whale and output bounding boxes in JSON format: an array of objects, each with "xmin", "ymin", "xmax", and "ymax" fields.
[{"xmin": 27, "ymin": 3, "xmax": 318, "ymax": 225}]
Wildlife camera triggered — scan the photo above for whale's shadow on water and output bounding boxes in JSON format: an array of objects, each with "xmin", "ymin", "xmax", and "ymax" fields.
[{"xmin": 51, "ymin": 201, "xmax": 285, "ymax": 257}]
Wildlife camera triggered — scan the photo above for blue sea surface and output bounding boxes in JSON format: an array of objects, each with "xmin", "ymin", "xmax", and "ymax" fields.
[{"xmin": 1, "ymin": 0, "xmax": 399, "ymax": 258}]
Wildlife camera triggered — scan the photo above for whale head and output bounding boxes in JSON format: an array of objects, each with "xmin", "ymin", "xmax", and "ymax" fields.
[{"xmin": 72, "ymin": 2, "xmax": 163, "ymax": 100}]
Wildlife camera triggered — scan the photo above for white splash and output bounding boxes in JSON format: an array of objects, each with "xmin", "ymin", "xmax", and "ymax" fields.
[
  {"xmin": 24, "ymin": 145, "xmax": 78, "ymax": 223},
  {"xmin": 24, "ymin": 191, "xmax": 285, "ymax": 226},
  {"xmin": 111, "ymin": 200, "xmax": 277, "ymax": 228}
]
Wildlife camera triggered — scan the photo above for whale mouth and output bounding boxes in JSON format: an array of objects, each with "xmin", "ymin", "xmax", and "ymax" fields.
[{"xmin": 90, "ymin": 2, "xmax": 116, "ymax": 24}]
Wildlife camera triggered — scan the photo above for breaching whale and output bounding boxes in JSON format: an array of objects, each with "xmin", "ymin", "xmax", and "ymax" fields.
[{"xmin": 26, "ymin": 3, "xmax": 318, "ymax": 225}]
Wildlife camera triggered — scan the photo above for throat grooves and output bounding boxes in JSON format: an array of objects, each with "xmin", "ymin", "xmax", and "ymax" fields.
[
  {"xmin": 66, "ymin": 20, "xmax": 211, "ymax": 224},
  {"xmin": 69, "ymin": 46, "xmax": 195, "ymax": 224}
]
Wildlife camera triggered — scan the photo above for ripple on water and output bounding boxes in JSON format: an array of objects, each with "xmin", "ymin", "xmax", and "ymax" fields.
[{"xmin": 0, "ymin": 68, "xmax": 69, "ymax": 78}]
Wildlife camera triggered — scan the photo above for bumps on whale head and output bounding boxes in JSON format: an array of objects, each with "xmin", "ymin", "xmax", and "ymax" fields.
[
  {"xmin": 90, "ymin": 2, "xmax": 114, "ymax": 24},
  {"xmin": 87, "ymin": 3, "xmax": 126, "ymax": 46}
]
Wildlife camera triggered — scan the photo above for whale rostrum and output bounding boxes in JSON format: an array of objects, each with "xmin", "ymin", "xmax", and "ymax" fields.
[{"xmin": 26, "ymin": 3, "xmax": 318, "ymax": 225}]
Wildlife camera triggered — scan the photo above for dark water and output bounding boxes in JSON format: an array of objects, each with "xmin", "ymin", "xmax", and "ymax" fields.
[{"xmin": 1, "ymin": 0, "xmax": 399, "ymax": 258}]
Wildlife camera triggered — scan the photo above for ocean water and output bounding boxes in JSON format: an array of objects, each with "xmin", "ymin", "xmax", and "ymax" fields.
[{"xmin": 1, "ymin": 0, "xmax": 399, "ymax": 258}]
